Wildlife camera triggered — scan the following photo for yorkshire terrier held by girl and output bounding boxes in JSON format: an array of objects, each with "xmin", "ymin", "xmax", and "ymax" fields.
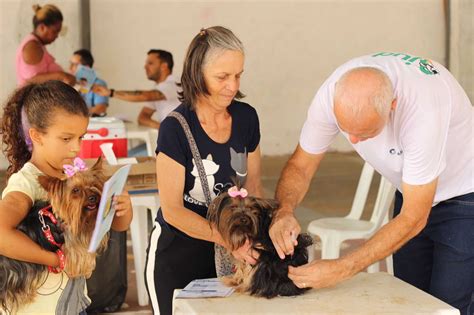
[{"xmin": 0, "ymin": 80, "xmax": 132, "ymax": 314}]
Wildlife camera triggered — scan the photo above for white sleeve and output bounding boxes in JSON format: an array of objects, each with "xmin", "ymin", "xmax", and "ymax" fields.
[
  {"xmin": 2, "ymin": 171, "xmax": 37, "ymax": 202},
  {"xmin": 400, "ymin": 84, "xmax": 450, "ymax": 185},
  {"xmin": 299, "ymin": 81, "xmax": 339, "ymax": 154},
  {"xmin": 157, "ymin": 81, "xmax": 178, "ymax": 101}
]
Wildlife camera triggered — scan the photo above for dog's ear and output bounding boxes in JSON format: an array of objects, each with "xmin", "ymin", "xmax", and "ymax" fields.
[
  {"xmin": 90, "ymin": 156, "xmax": 107, "ymax": 182},
  {"xmin": 253, "ymin": 198, "xmax": 280, "ymax": 217},
  {"xmin": 37, "ymin": 175, "xmax": 63, "ymax": 194},
  {"xmin": 207, "ymin": 193, "xmax": 223, "ymax": 224},
  {"xmin": 91, "ymin": 156, "xmax": 103, "ymax": 172},
  {"xmin": 207, "ymin": 193, "xmax": 231, "ymax": 225}
]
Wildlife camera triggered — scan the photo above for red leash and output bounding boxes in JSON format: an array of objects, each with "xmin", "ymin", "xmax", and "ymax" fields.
[{"xmin": 38, "ymin": 205, "xmax": 66, "ymax": 274}]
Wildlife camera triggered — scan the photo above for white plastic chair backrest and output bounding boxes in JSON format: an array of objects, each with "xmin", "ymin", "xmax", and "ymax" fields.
[
  {"xmin": 369, "ymin": 176, "xmax": 396, "ymax": 231},
  {"xmin": 346, "ymin": 162, "xmax": 375, "ymax": 220}
]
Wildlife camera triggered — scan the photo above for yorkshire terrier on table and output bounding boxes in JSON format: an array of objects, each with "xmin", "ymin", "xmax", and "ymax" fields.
[
  {"xmin": 0, "ymin": 158, "xmax": 108, "ymax": 313},
  {"xmin": 208, "ymin": 185, "xmax": 313, "ymax": 298}
]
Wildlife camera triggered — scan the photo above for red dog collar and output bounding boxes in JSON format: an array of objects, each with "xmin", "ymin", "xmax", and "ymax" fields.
[
  {"xmin": 48, "ymin": 249, "xmax": 66, "ymax": 274},
  {"xmin": 38, "ymin": 205, "xmax": 66, "ymax": 273}
]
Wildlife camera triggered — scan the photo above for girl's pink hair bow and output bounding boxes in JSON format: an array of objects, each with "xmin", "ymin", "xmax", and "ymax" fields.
[
  {"xmin": 228, "ymin": 186, "xmax": 248, "ymax": 198},
  {"xmin": 63, "ymin": 157, "xmax": 88, "ymax": 178}
]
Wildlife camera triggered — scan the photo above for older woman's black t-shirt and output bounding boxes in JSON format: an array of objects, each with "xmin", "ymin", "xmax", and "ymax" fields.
[{"xmin": 156, "ymin": 100, "xmax": 260, "ymax": 223}]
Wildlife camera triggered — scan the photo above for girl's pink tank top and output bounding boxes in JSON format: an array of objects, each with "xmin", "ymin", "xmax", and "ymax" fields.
[{"xmin": 16, "ymin": 34, "xmax": 63, "ymax": 86}]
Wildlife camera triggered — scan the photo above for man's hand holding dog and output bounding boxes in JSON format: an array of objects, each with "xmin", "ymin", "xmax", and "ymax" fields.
[
  {"xmin": 288, "ymin": 258, "xmax": 351, "ymax": 289},
  {"xmin": 269, "ymin": 208, "xmax": 301, "ymax": 259}
]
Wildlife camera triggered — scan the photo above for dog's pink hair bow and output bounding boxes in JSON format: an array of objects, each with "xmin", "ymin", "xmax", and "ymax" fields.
[
  {"xmin": 228, "ymin": 186, "xmax": 248, "ymax": 198},
  {"xmin": 63, "ymin": 157, "xmax": 88, "ymax": 177}
]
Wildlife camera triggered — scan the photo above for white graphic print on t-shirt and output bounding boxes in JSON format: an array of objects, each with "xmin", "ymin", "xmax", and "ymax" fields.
[{"xmin": 189, "ymin": 154, "xmax": 219, "ymax": 203}]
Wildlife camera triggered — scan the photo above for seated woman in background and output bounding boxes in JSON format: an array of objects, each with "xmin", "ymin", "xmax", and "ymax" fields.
[{"xmin": 16, "ymin": 4, "xmax": 75, "ymax": 86}]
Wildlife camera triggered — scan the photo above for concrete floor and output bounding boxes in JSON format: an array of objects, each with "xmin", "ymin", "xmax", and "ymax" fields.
[{"xmin": 0, "ymin": 152, "xmax": 383, "ymax": 314}]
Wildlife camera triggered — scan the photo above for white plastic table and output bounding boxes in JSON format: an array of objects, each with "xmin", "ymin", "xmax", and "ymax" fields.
[{"xmin": 173, "ymin": 272, "xmax": 460, "ymax": 315}]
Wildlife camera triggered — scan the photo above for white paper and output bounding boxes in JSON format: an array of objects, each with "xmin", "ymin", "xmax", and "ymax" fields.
[
  {"xmin": 176, "ymin": 278, "xmax": 234, "ymax": 299},
  {"xmin": 88, "ymin": 164, "xmax": 131, "ymax": 253}
]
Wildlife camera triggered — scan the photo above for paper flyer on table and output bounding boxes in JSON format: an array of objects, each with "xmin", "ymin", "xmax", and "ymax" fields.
[
  {"xmin": 75, "ymin": 64, "xmax": 97, "ymax": 93},
  {"xmin": 176, "ymin": 278, "xmax": 234, "ymax": 298},
  {"xmin": 88, "ymin": 164, "xmax": 131, "ymax": 253}
]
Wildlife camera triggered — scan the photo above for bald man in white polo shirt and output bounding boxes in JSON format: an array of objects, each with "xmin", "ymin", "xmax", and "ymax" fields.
[{"xmin": 269, "ymin": 52, "xmax": 474, "ymax": 314}]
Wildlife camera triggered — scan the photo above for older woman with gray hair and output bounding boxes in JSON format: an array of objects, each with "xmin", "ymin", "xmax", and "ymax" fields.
[{"xmin": 145, "ymin": 26, "xmax": 263, "ymax": 315}]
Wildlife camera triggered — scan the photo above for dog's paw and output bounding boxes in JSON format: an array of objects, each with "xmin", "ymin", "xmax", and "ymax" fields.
[
  {"xmin": 220, "ymin": 275, "xmax": 241, "ymax": 287},
  {"xmin": 221, "ymin": 275, "xmax": 250, "ymax": 293}
]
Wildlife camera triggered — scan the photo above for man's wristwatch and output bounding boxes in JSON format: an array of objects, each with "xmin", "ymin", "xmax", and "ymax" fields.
[{"xmin": 110, "ymin": 89, "xmax": 115, "ymax": 97}]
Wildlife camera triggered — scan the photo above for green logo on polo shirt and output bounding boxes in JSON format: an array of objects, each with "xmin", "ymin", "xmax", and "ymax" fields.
[{"xmin": 372, "ymin": 52, "xmax": 439, "ymax": 75}]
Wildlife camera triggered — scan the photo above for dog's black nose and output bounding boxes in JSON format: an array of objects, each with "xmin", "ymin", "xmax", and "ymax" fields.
[{"xmin": 88, "ymin": 195, "xmax": 98, "ymax": 203}]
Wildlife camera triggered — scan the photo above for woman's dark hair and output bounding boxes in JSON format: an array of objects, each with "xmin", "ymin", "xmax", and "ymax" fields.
[
  {"xmin": 32, "ymin": 4, "xmax": 63, "ymax": 29},
  {"xmin": 179, "ymin": 26, "xmax": 245, "ymax": 109},
  {"xmin": 1, "ymin": 81, "xmax": 88, "ymax": 178}
]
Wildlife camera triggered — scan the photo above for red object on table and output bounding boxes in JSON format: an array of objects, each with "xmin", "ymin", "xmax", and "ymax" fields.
[{"xmin": 79, "ymin": 117, "xmax": 128, "ymax": 158}]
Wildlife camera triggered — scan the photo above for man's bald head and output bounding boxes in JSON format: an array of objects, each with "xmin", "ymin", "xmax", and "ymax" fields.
[
  {"xmin": 333, "ymin": 67, "xmax": 396, "ymax": 144},
  {"xmin": 334, "ymin": 67, "xmax": 394, "ymax": 121}
]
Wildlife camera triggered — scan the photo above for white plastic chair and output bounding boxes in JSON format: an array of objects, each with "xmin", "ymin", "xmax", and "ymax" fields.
[{"xmin": 307, "ymin": 162, "xmax": 396, "ymax": 274}]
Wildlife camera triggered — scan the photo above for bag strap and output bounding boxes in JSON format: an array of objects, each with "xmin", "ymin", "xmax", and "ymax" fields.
[{"xmin": 168, "ymin": 111, "xmax": 213, "ymax": 207}]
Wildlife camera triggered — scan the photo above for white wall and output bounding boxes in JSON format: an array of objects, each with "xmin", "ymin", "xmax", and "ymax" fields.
[
  {"xmin": 0, "ymin": 1, "xmax": 450, "ymax": 160},
  {"xmin": 91, "ymin": 0, "xmax": 446, "ymax": 155},
  {"xmin": 449, "ymin": 0, "xmax": 473, "ymax": 103},
  {"xmin": 0, "ymin": 0, "xmax": 83, "ymax": 169}
]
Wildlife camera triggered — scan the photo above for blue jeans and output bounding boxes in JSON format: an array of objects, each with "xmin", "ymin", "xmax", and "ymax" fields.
[{"xmin": 393, "ymin": 191, "xmax": 474, "ymax": 315}]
